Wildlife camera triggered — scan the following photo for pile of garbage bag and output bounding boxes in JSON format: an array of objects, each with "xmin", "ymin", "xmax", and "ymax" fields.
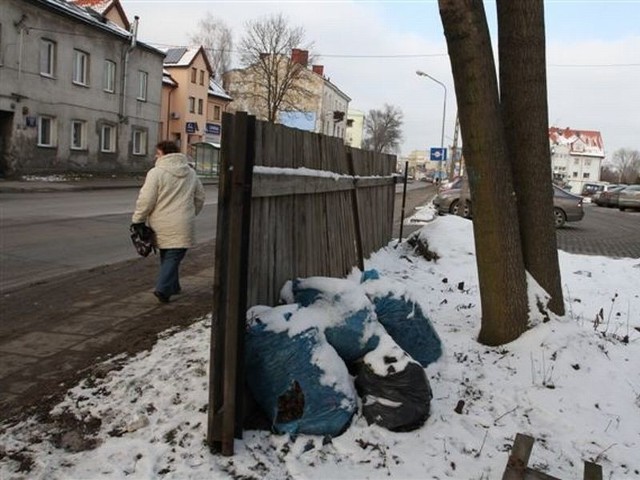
[{"xmin": 245, "ymin": 270, "xmax": 442, "ymax": 436}]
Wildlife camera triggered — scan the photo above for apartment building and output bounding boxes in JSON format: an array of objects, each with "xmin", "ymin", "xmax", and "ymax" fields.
[
  {"xmin": 0, "ymin": 0, "xmax": 164, "ymax": 177},
  {"xmin": 160, "ymin": 46, "xmax": 216, "ymax": 155},
  {"xmin": 223, "ymin": 49, "xmax": 350, "ymax": 140},
  {"xmin": 549, "ymin": 126, "xmax": 605, "ymax": 193}
]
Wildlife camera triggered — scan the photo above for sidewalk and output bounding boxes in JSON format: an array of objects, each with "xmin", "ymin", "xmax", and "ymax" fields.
[{"xmin": 0, "ymin": 176, "xmax": 218, "ymax": 423}]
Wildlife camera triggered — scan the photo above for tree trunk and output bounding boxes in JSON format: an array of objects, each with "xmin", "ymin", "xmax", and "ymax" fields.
[
  {"xmin": 438, "ymin": 0, "xmax": 529, "ymax": 345},
  {"xmin": 497, "ymin": 0, "xmax": 565, "ymax": 315}
]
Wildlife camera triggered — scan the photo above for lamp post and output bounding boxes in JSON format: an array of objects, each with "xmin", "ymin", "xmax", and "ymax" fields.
[{"xmin": 416, "ymin": 70, "xmax": 447, "ymax": 183}]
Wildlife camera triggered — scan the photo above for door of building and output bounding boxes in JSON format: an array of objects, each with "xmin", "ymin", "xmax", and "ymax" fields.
[{"xmin": 0, "ymin": 111, "xmax": 14, "ymax": 178}]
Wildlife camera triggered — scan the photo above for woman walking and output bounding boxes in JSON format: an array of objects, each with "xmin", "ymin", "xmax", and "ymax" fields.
[{"xmin": 131, "ymin": 141, "xmax": 205, "ymax": 303}]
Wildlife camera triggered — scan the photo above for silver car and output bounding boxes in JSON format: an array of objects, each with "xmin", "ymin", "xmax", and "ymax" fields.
[
  {"xmin": 432, "ymin": 182, "xmax": 584, "ymax": 228},
  {"xmin": 618, "ymin": 185, "xmax": 640, "ymax": 211}
]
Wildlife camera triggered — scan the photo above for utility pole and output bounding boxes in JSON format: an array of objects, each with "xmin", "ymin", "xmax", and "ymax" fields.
[{"xmin": 449, "ymin": 114, "xmax": 460, "ymax": 179}]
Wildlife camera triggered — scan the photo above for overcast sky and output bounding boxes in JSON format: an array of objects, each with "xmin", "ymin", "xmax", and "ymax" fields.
[{"xmin": 121, "ymin": 0, "xmax": 640, "ymax": 159}]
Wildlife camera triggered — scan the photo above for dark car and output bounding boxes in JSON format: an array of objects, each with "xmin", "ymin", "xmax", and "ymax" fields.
[{"xmin": 432, "ymin": 183, "xmax": 584, "ymax": 228}]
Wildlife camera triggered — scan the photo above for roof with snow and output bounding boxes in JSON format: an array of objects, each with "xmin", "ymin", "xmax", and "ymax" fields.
[
  {"xmin": 208, "ymin": 79, "xmax": 232, "ymax": 101},
  {"xmin": 549, "ymin": 126, "xmax": 605, "ymax": 158},
  {"xmin": 28, "ymin": 0, "xmax": 162, "ymax": 56},
  {"xmin": 162, "ymin": 69, "xmax": 177, "ymax": 87},
  {"xmin": 163, "ymin": 46, "xmax": 212, "ymax": 74}
]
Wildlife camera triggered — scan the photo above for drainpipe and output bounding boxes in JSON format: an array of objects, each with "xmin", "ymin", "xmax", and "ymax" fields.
[
  {"xmin": 166, "ymin": 86, "xmax": 174, "ymax": 139},
  {"xmin": 119, "ymin": 16, "xmax": 139, "ymax": 124}
]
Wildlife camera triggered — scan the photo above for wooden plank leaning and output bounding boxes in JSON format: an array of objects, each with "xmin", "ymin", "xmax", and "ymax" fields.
[{"xmin": 207, "ymin": 112, "xmax": 256, "ymax": 456}]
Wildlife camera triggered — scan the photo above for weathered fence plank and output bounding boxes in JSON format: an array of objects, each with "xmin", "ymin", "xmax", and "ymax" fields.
[{"xmin": 209, "ymin": 113, "xmax": 397, "ymax": 453}]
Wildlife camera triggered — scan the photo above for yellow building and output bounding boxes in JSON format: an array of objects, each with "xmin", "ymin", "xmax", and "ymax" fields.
[{"xmin": 160, "ymin": 46, "xmax": 213, "ymax": 155}]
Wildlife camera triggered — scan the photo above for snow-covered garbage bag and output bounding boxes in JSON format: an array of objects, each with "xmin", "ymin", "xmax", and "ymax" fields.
[
  {"xmin": 360, "ymin": 269, "xmax": 442, "ymax": 367},
  {"xmin": 280, "ymin": 277, "xmax": 380, "ymax": 364},
  {"xmin": 245, "ymin": 304, "xmax": 357, "ymax": 437},
  {"xmin": 354, "ymin": 331, "xmax": 433, "ymax": 432}
]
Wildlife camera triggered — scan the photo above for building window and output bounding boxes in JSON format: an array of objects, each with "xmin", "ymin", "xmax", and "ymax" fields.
[
  {"xmin": 73, "ymin": 49, "xmax": 89, "ymax": 85},
  {"xmin": 584, "ymin": 159, "xmax": 591, "ymax": 167},
  {"xmin": 572, "ymin": 172, "xmax": 578, "ymax": 178},
  {"xmin": 100, "ymin": 124, "xmax": 116, "ymax": 152},
  {"xmin": 191, "ymin": 68, "xmax": 197, "ymax": 83},
  {"xmin": 137, "ymin": 71, "xmax": 148, "ymax": 101},
  {"xmin": 583, "ymin": 172, "xmax": 590, "ymax": 179},
  {"xmin": 214, "ymin": 105, "xmax": 221, "ymax": 121},
  {"xmin": 133, "ymin": 129, "xmax": 147, "ymax": 155},
  {"xmin": 37, "ymin": 116, "xmax": 57, "ymax": 147},
  {"xmin": 198, "ymin": 98, "xmax": 203, "ymax": 115},
  {"xmin": 40, "ymin": 39, "xmax": 56, "ymax": 77},
  {"xmin": 104, "ymin": 60, "xmax": 116, "ymax": 93},
  {"xmin": 573, "ymin": 158, "xmax": 579, "ymax": 165},
  {"xmin": 70, "ymin": 120, "xmax": 86, "ymax": 150},
  {"xmin": 199, "ymin": 70, "xmax": 205, "ymax": 85},
  {"xmin": 188, "ymin": 96, "xmax": 195, "ymax": 113}
]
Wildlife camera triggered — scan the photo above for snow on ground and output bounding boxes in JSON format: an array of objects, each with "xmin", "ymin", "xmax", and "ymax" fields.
[{"xmin": 1, "ymin": 207, "xmax": 639, "ymax": 480}]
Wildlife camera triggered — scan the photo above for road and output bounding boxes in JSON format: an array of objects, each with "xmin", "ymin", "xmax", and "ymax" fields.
[
  {"xmin": 556, "ymin": 203, "xmax": 640, "ymax": 258},
  {"xmin": 2, "ymin": 184, "xmax": 638, "ymax": 294},
  {"xmin": 0, "ymin": 186, "xmax": 219, "ymax": 292}
]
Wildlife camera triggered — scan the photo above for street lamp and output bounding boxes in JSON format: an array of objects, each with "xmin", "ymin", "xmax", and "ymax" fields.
[{"xmin": 416, "ymin": 70, "xmax": 447, "ymax": 183}]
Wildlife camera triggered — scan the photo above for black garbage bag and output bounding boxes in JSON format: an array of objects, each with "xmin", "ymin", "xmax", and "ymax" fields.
[{"xmin": 354, "ymin": 338, "xmax": 433, "ymax": 432}]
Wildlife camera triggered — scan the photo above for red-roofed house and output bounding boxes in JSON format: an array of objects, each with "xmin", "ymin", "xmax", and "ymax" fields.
[{"xmin": 549, "ymin": 126, "xmax": 606, "ymax": 193}]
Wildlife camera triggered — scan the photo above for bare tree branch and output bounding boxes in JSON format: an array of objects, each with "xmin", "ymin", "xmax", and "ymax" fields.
[
  {"xmin": 189, "ymin": 13, "xmax": 233, "ymax": 82},
  {"xmin": 229, "ymin": 13, "xmax": 316, "ymax": 122},
  {"xmin": 609, "ymin": 148, "xmax": 640, "ymax": 183},
  {"xmin": 363, "ymin": 104, "xmax": 404, "ymax": 154}
]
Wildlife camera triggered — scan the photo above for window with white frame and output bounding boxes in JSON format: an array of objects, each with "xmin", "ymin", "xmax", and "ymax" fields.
[
  {"xmin": 133, "ymin": 129, "xmax": 147, "ymax": 155},
  {"xmin": 73, "ymin": 49, "xmax": 89, "ymax": 85},
  {"xmin": 100, "ymin": 124, "xmax": 116, "ymax": 152},
  {"xmin": 104, "ymin": 60, "xmax": 116, "ymax": 93},
  {"xmin": 137, "ymin": 70, "xmax": 148, "ymax": 101},
  {"xmin": 188, "ymin": 96, "xmax": 195, "ymax": 113},
  {"xmin": 40, "ymin": 39, "xmax": 56, "ymax": 77},
  {"xmin": 37, "ymin": 115, "xmax": 57, "ymax": 147},
  {"xmin": 583, "ymin": 172, "xmax": 590, "ymax": 179},
  {"xmin": 70, "ymin": 120, "xmax": 87, "ymax": 150}
]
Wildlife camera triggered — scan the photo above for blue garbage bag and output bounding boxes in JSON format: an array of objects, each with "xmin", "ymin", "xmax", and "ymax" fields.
[
  {"xmin": 280, "ymin": 277, "xmax": 380, "ymax": 364},
  {"xmin": 361, "ymin": 269, "xmax": 442, "ymax": 367},
  {"xmin": 245, "ymin": 305, "xmax": 357, "ymax": 436}
]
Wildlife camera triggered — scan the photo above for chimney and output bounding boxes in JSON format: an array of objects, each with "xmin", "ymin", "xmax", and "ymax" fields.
[
  {"xmin": 312, "ymin": 65, "xmax": 324, "ymax": 76},
  {"xmin": 291, "ymin": 48, "xmax": 309, "ymax": 67}
]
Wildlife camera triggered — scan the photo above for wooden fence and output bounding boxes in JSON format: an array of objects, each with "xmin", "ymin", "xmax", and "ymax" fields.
[{"xmin": 207, "ymin": 112, "xmax": 397, "ymax": 455}]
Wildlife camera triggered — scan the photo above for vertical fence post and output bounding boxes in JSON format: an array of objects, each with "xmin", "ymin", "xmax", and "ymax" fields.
[
  {"xmin": 207, "ymin": 112, "xmax": 255, "ymax": 455},
  {"xmin": 346, "ymin": 147, "xmax": 364, "ymax": 271}
]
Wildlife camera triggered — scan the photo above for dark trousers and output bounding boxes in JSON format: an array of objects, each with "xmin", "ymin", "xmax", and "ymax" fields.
[{"xmin": 156, "ymin": 248, "xmax": 187, "ymax": 297}]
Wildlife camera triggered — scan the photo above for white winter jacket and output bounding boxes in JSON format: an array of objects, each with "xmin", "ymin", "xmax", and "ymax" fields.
[{"xmin": 132, "ymin": 153, "xmax": 205, "ymax": 249}]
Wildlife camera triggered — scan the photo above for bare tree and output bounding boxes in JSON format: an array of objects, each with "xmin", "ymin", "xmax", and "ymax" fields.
[
  {"xmin": 610, "ymin": 148, "xmax": 640, "ymax": 183},
  {"xmin": 232, "ymin": 13, "xmax": 315, "ymax": 122},
  {"xmin": 498, "ymin": 0, "xmax": 565, "ymax": 316},
  {"xmin": 189, "ymin": 13, "xmax": 233, "ymax": 81},
  {"xmin": 363, "ymin": 104, "xmax": 404, "ymax": 154},
  {"xmin": 439, "ymin": 0, "xmax": 529, "ymax": 346}
]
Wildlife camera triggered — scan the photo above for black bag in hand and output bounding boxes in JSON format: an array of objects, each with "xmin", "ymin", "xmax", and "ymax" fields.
[{"xmin": 130, "ymin": 223, "xmax": 157, "ymax": 257}]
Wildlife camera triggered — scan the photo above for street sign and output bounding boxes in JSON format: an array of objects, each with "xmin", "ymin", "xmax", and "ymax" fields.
[{"xmin": 430, "ymin": 147, "xmax": 447, "ymax": 162}]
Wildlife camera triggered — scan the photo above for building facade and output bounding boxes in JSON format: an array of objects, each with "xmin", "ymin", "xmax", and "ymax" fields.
[
  {"xmin": 160, "ymin": 46, "xmax": 214, "ymax": 155},
  {"xmin": 549, "ymin": 127, "xmax": 605, "ymax": 193},
  {"xmin": 223, "ymin": 50, "xmax": 350, "ymax": 140},
  {"xmin": 345, "ymin": 109, "xmax": 365, "ymax": 149},
  {"xmin": 0, "ymin": 0, "xmax": 164, "ymax": 177}
]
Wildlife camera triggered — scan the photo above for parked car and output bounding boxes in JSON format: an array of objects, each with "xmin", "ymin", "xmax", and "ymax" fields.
[
  {"xmin": 594, "ymin": 185, "xmax": 627, "ymax": 208},
  {"xmin": 432, "ymin": 183, "xmax": 584, "ymax": 228},
  {"xmin": 581, "ymin": 182, "xmax": 609, "ymax": 198},
  {"xmin": 618, "ymin": 185, "xmax": 640, "ymax": 211}
]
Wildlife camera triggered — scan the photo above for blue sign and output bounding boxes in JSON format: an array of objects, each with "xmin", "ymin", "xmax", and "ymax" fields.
[
  {"xmin": 185, "ymin": 122, "xmax": 198, "ymax": 134},
  {"xmin": 430, "ymin": 147, "xmax": 447, "ymax": 162},
  {"xmin": 205, "ymin": 123, "xmax": 221, "ymax": 135}
]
